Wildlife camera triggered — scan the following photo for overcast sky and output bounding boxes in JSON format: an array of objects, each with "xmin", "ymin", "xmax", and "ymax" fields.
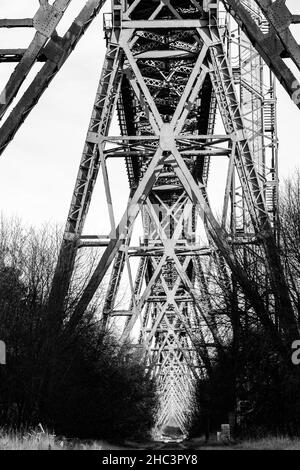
[{"xmin": 0, "ymin": 0, "xmax": 300, "ymax": 236}]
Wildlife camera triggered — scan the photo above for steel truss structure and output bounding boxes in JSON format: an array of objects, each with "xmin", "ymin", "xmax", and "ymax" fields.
[{"xmin": 1, "ymin": 0, "xmax": 300, "ymax": 431}]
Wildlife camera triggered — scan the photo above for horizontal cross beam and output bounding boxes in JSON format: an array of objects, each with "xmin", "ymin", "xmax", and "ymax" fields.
[{"xmin": 0, "ymin": 19, "xmax": 33, "ymax": 28}]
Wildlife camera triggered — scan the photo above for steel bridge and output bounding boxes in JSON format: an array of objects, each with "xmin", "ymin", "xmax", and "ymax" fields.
[{"xmin": 1, "ymin": 0, "xmax": 300, "ymax": 433}]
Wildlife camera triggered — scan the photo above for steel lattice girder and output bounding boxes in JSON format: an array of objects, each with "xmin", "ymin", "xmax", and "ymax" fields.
[
  {"xmin": 44, "ymin": 0, "xmax": 295, "ymax": 427},
  {"xmin": 1, "ymin": 0, "xmax": 299, "ymax": 428},
  {"xmin": 1, "ymin": 1, "xmax": 300, "ymax": 153},
  {"xmin": 0, "ymin": 0, "xmax": 106, "ymax": 155},
  {"xmin": 222, "ymin": 0, "xmax": 300, "ymax": 108}
]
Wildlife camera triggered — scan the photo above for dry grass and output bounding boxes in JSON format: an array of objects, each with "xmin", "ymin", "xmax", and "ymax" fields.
[
  {"xmin": 2, "ymin": 428, "xmax": 300, "ymax": 450},
  {"xmin": 178, "ymin": 435, "xmax": 300, "ymax": 450},
  {"xmin": 236, "ymin": 436, "xmax": 300, "ymax": 450},
  {"xmin": 0, "ymin": 427, "xmax": 126, "ymax": 450},
  {"xmin": 0, "ymin": 429, "xmax": 60, "ymax": 450}
]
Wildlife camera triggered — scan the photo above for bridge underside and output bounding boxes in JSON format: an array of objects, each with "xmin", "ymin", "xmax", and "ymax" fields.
[
  {"xmin": 66, "ymin": 0, "xmax": 280, "ymax": 431},
  {"xmin": 2, "ymin": 0, "xmax": 300, "ymax": 432}
]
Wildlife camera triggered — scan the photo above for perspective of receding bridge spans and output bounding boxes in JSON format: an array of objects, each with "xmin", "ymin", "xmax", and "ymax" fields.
[{"xmin": 1, "ymin": 0, "xmax": 300, "ymax": 433}]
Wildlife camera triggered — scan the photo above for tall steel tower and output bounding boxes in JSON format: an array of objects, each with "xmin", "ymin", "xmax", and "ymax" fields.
[{"xmin": 1, "ymin": 0, "xmax": 300, "ymax": 431}]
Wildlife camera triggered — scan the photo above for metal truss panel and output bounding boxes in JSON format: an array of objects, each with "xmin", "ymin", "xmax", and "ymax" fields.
[
  {"xmin": 0, "ymin": 0, "xmax": 106, "ymax": 155},
  {"xmin": 2, "ymin": 0, "xmax": 297, "ymax": 431},
  {"xmin": 222, "ymin": 0, "xmax": 300, "ymax": 109}
]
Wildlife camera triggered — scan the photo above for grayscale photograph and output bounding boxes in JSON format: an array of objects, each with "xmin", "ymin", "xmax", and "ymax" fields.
[{"xmin": 0, "ymin": 0, "xmax": 300, "ymax": 456}]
